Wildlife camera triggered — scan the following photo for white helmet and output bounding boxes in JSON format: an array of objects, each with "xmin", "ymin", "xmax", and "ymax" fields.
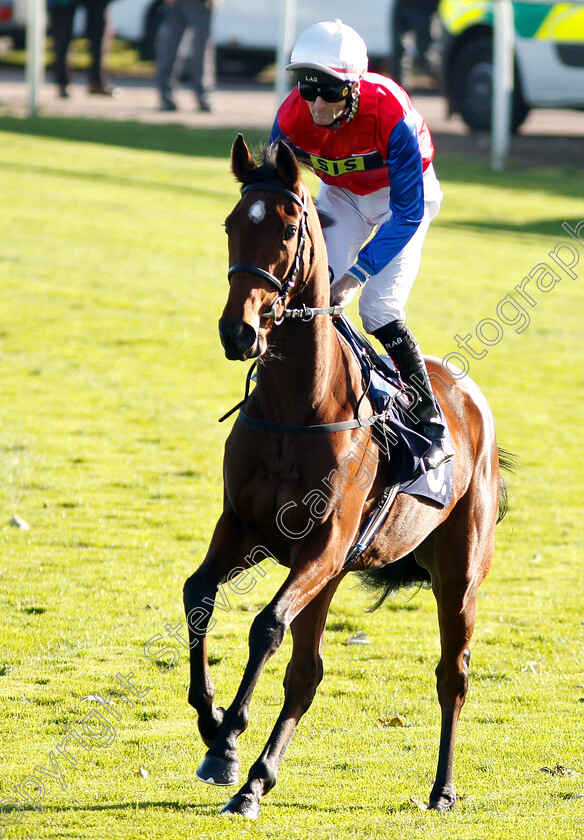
[{"xmin": 286, "ymin": 19, "xmax": 368, "ymax": 85}]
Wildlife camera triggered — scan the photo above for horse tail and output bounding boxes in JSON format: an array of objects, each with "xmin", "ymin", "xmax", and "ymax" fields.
[
  {"xmin": 497, "ymin": 447, "xmax": 519, "ymax": 524},
  {"xmin": 357, "ymin": 553, "xmax": 431, "ymax": 612}
]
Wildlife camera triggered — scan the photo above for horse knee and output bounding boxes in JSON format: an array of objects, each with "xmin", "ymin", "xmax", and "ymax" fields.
[
  {"xmin": 284, "ymin": 658, "xmax": 323, "ymax": 711},
  {"xmin": 249, "ymin": 609, "xmax": 287, "ymax": 658},
  {"xmin": 183, "ymin": 570, "xmax": 201, "ymax": 604},
  {"xmin": 436, "ymin": 647, "xmax": 470, "ymax": 704},
  {"xmin": 183, "ymin": 567, "xmax": 215, "ymax": 606}
]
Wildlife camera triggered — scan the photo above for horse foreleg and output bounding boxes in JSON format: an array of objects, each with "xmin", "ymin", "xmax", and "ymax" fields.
[
  {"xmin": 221, "ymin": 577, "xmax": 342, "ymax": 818},
  {"xmin": 183, "ymin": 508, "xmax": 248, "ymax": 759},
  {"xmin": 195, "ymin": 589, "xmax": 291, "ymax": 788},
  {"xmin": 196, "ymin": 525, "xmax": 343, "ymax": 795},
  {"xmin": 183, "ymin": 567, "xmax": 224, "ymax": 748}
]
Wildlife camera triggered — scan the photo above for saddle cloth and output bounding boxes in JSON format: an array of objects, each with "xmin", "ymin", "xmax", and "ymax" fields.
[{"xmin": 334, "ymin": 315, "xmax": 453, "ymax": 508}]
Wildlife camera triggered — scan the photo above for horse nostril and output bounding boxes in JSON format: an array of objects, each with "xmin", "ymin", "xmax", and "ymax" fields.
[{"xmin": 219, "ymin": 319, "xmax": 258, "ymax": 360}]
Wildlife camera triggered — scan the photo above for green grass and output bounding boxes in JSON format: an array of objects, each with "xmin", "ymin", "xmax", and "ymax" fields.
[{"xmin": 1, "ymin": 118, "xmax": 583, "ymax": 840}]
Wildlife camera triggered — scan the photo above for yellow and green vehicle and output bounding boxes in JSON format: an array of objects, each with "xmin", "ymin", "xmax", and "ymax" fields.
[{"xmin": 439, "ymin": 0, "xmax": 584, "ymax": 130}]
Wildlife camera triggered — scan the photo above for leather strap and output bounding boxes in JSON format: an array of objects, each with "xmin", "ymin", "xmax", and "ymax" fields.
[{"xmin": 237, "ymin": 408, "xmax": 385, "ymax": 436}]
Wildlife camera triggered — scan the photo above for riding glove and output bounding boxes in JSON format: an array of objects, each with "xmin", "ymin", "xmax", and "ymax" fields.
[{"xmin": 330, "ymin": 272, "xmax": 361, "ymax": 307}]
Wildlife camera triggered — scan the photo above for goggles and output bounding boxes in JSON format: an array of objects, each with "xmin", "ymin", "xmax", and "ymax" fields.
[{"xmin": 298, "ymin": 81, "xmax": 352, "ymax": 103}]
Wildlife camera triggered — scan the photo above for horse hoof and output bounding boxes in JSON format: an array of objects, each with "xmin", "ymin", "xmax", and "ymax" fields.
[
  {"xmin": 428, "ymin": 792, "xmax": 457, "ymax": 812},
  {"xmin": 220, "ymin": 793, "xmax": 259, "ymax": 819},
  {"xmin": 196, "ymin": 754, "xmax": 239, "ymax": 786}
]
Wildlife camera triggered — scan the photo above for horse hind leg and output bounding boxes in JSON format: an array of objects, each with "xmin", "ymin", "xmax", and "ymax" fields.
[
  {"xmin": 419, "ymin": 493, "xmax": 496, "ymax": 811},
  {"xmin": 221, "ymin": 577, "xmax": 342, "ymax": 818}
]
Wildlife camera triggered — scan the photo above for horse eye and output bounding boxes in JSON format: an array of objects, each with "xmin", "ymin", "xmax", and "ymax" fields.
[{"xmin": 283, "ymin": 225, "xmax": 297, "ymax": 241}]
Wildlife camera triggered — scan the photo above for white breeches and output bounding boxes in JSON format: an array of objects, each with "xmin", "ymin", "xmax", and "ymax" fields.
[{"xmin": 316, "ymin": 164, "xmax": 442, "ymax": 332}]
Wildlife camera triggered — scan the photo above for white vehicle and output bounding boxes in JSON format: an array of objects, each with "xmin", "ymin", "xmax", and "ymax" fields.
[
  {"xmin": 1, "ymin": 1, "xmax": 392, "ymax": 72},
  {"xmin": 109, "ymin": 0, "xmax": 391, "ymax": 65},
  {"xmin": 439, "ymin": 0, "xmax": 584, "ymax": 131}
]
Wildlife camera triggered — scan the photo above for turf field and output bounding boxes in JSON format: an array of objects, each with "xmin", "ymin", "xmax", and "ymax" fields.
[{"xmin": 0, "ymin": 117, "xmax": 583, "ymax": 840}]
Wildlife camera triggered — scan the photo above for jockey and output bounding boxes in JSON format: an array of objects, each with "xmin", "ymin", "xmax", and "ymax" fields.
[{"xmin": 270, "ymin": 19, "xmax": 453, "ymax": 471}]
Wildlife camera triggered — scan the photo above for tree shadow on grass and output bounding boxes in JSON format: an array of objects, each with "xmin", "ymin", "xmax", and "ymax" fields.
[
  {"xmin": 433, "ymin": 131, "xmax": 584, "ymax": 188},
  {"xmin": 3, "ymin": 791, "xmax": 388, "ymax": 817},
  {"xmin": 0, "ymin": 116, "xmax": 582, "ymax": 204},
  {"xmin": 438, "ymin": 218, "xmax": 579, "ymax": 239},
  {"xmin": 0, "ymin": 157, "xmax": 229, "ymax": 201},
  {"xmin": 0, "ymin": 115, "xmax": 265, "ymax": 159}
]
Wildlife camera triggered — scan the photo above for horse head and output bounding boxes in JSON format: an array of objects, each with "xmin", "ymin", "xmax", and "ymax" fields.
[{"xmin": 219, "ymin": 134, "xmax": 323, "ymax": 361}]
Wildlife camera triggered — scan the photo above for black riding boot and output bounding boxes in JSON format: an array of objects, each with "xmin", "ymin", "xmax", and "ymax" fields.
[{"xmin": 373, "ymin": 320, "xmax": 454, "ymax": 471}]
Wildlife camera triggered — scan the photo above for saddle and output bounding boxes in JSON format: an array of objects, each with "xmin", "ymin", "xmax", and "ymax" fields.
[{"xmin": 334, "ymin": 315, "xmax": 453, "ymax": 567}]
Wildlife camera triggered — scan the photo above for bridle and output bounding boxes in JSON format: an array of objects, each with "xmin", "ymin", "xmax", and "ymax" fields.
[
  {"xmin": 221, "ymin": 177, "xmax": 409, "ymax": 570},
  {"xmin": 227, "ymin": 182, "xmax": 342, "ymax": 325}
]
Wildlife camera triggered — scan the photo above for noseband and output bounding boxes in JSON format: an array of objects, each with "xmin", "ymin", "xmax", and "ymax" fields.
[{"xmin": 227, "ymin": 182, "xmax": 342, "ymax": 325}]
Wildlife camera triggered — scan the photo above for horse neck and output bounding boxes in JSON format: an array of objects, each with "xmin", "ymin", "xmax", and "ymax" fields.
[{"xmin": 256, "ymin": 239, "xmax": 341, "ymax": 423}]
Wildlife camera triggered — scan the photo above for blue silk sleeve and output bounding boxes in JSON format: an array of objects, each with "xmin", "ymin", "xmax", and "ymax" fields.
[
  {"xmin": 270, "ymin": 117, "xmax": 285, "ymax": 145},
  {"xmin": 357, "ymin": 114, "xmax": 424, "ymax": 275}
]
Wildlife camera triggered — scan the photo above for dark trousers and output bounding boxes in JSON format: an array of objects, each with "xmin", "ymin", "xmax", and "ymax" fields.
[
  {"xmin": 50, "ymin": 0, "xmax": 110, "ymax": 88},
  {"xmin": 391, "ymin": 5, "xmax": 435, "ymax": 84},
  {"xmin": 155, "ymin": 0, "xmax": 213, "ymax": 100}
]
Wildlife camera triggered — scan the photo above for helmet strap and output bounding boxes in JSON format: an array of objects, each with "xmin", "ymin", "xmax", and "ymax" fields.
[
  {"xmin": 346, "ymin": 82, "xmax": 361, "ymax": 123},
  {"xmin": 330, "ymin": 82, "xmax": 360, "ymax": 128}
]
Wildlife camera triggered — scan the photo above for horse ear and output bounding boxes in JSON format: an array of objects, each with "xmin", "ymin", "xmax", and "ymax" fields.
[
  {"xmin": 275, "ymin": 140, "xmax": 301, "ymax": 192},
  {"xmin": 231, "ymin": 134, "xmax": 256, "ymax": 183}
]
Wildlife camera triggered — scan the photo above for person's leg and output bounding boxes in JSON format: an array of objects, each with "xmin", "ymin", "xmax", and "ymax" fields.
[
  {"xmin": 358, "ymin": 208, "xmax": 431, "ymax": 333},
  {"xmin": 85, "ymin": 0, "xmax": 109, "ymax": 90},
  {"xmin": 359, "ymin": 191, "xmax": 451, "ymax": 469},
  {"xmin": 49, "ymin": 4, "xmax": 77, "ymax": 96},
  {"xmin": 358, "ymin": 166, "xmax": 441, "ymax": 332},
  {"xmin": 315, "ymin": 184, "xmax": 374, "ymax": 286},
  {"xmin": 392, "ymin": 4, "xmax": 417, "ymax": 85},
  {"xmin": 372, "ymin": 317, "xmax": 454, "ymax": 471},
  {"xmin": 181, "ymin": 0, "xmax": 213, "ymax": 108},
  {"xmin": 412, "ymin": 8, "xmax": 434, "ymax": 68},
  {"xmin": 155, "ymin": 2, "xmax": 187, "ymax": 108}
]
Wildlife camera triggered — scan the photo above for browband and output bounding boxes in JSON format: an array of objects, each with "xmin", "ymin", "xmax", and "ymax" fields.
[{"xmin": 241, "ymin": 182, "xmax": 306, "ymax": 210}]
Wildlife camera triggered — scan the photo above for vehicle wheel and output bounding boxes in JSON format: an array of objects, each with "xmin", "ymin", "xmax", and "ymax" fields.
[
  {"xmin": 140, "ymin": 0, "xmax": 164, "ymax": 61},
  {"xmin": 450, "ymin": 36, "xmax": 530, "ymax": 132}
]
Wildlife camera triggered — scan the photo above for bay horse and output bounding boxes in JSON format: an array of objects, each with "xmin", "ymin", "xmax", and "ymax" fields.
[{"xmin": 183, "ymin": 134, "xmax": 509, "ymax": 818}]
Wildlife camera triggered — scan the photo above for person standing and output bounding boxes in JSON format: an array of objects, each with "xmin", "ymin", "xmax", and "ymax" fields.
[
  {"xmin": 47, "ymin": 0, "xmax": 116, "ymax": 98},
  {"xmin": 155, "ymin": 0, "xmax": 215, "ymax": 112},
  {"xmin": 391, "ymin": 0, "xmax": 439, "ymax": 85},
  {"xmin": 85, "ymin": 0, "xmax": 116, "ymax": 95},
  {"xmin": 270, "ymin": 20, "xmax": 451, "ymax": 471}
]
